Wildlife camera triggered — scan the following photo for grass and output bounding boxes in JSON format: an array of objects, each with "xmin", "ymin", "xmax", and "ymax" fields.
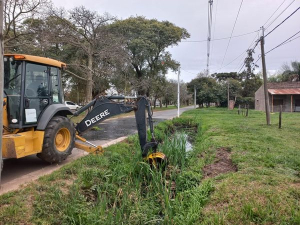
[{"xmin": 1, "ymin": 108, "xmax": 299, "ymax": 224}]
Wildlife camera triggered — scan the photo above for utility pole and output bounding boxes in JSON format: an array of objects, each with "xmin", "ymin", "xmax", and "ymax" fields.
[
  {"xmin": 260, "ymin": 26, "xmax": 271, "ymax": 125},
  {"xmin": 0, "ymin": 0, "xmax": 4, "ymax": 181},
  {"xmin": 227, "ymin": 79, "xmax": 230, "ymax": 110},
  {"xmin": 177, "ymin": 67, "xmax": 180, "ymax": 117},
  {"xmin": 194, "ymin": 85, "xmax": 196, "ymax": 108}
]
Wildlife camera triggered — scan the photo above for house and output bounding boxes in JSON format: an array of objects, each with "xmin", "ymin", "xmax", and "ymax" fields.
[{"xmin": 255, "ymin": 82, "xmax": 300, "ymax": 112}]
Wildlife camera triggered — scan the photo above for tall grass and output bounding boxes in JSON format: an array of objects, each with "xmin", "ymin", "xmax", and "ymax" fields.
[{"xmin": 0, "ymin": 116, "xmax": 215, "ymax": 225}]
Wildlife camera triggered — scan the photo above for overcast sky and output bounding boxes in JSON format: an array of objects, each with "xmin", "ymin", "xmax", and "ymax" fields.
[{"xmin": 51, "ymin": 0, "xmax": 300, "ymax": 82}]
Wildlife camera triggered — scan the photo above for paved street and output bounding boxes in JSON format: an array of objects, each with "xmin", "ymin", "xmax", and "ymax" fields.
[{"xmin": 0, "ymin": 106, "xmax": 194, "ymax": 194}]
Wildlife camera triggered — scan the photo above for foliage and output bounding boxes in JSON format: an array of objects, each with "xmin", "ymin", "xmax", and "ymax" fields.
[
  {"xmin": 268, "ymin": 61, "xmax": 300, "ymax": 82},
  {"xmin": 109, "ymin": 16, "xmax": 190, "ymax": 95},
  {"xmin": 187, "ymin": 77, "xmax": 220, "ymax": 107},
  {"xmin": 1, "ymin": 109, "xmax": 300, "ymax": 224}
]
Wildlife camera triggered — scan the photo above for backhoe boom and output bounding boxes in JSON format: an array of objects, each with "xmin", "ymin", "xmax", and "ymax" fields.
[{"xmin": 73, "ymin": 96, "xmax": 164, "ymax": 161}]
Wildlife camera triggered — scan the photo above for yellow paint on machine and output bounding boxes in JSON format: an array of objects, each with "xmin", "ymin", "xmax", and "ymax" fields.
[
  {"xmin": 2, "ymin": 98, "xmax": 9, "ymax": 134},
  {"xmin": 2, "ymin": 130, "xmax": 45, "ymax": 158}
]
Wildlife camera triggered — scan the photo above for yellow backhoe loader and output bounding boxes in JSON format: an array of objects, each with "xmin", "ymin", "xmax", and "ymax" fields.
[{"xmin": 2, "ymin": 54, "xmax": 165, "ymax": 172}]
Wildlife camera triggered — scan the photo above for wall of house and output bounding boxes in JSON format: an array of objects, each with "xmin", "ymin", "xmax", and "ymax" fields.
[
  {"xmin": 255, "ymin": 82, "xmax": 300, "ymax": 112},
  {"xmin": 269, "ymin": 95, "xmax": 300, "ymax": 112},
  {"xmin": 271, "ymin": 95, "xmax": 289, "ymax": 112}
]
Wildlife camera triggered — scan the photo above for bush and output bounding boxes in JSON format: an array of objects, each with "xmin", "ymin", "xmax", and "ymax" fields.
[{"xmin": 235, "ymin": 97, "xmax": 255, "ymax": 109}]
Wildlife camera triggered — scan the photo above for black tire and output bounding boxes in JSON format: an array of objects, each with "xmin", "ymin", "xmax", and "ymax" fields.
[{"xmin": 37, "ymin": 116, "xmax": 75, "ymax": 163}]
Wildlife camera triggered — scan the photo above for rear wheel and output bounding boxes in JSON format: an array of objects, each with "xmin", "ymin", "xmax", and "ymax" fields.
[{"xmin": 37, "ymin": 116, "xmax": 75, "ymax": 163}]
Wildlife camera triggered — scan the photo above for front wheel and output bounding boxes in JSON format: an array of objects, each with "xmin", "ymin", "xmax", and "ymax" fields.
[{"xmin": 37, "ymin": 116, "xmax": 75, "ymax": 163}]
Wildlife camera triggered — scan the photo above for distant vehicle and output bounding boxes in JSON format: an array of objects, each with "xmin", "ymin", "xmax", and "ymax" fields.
[{"xmin": 65, "ymin": 101, "xmax": 80, "ymax": 110}]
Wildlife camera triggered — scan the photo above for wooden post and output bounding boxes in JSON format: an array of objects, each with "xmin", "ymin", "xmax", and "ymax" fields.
[
  {"xmin": 246, "ymin": 105, "xmax": 249, "ymax": 117},
  {"xmin": 238, "ymin": 104, "xmax": 240, "ymax": 115},
  {"xmin": 291, "ymin": 95, "xmax": 293, "ymax": 112},
  {"xmin": 272, "ymin": 95, "xmax": 273, "ymax": 113},
  {"xmin": 279, "ymin": 105, "xmax": 282, "ymax": 129}
]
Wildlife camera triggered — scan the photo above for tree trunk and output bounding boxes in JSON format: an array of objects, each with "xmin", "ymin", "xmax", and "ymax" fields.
[
  {"xmin": 153, "ymin": 98, "xmax": 157, "ymax": 109},
  {"xmin": 85, "ymin": 53, "xmax": 93, "ymax": 103},
  {"xmin": 159, "ymin": 98, "xmax": 162, "ymax": 108}
]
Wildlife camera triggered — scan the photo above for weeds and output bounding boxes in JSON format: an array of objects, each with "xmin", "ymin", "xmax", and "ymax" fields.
[{"xmin": 4, "ymin": 108, "xmax": 298, "ymax": 224}]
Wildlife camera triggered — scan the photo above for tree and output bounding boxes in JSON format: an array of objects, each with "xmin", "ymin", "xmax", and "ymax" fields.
[
  {"xmin": 109, "ymin": 16, "xmax": 190, "ymax": 96},
  {"xmin": 280, "ymin": 61, "xmax": 300, "ymax": 82},
  {"xmin": 211, "ymin": 72, "xmax": 242, "ymax": 82},
  {"xmin": 188, "ymin": 77, "xmax": 219, "ymax": 107},
  {"xmin": 4, "ymin": 0, "xmax": 50, "ymax": 50},
  {"xmin": 244, "ymin": 49, "xmax": 257, "ymax": 80},
  {"xmin": 45, "ymin": 6, "xmax": 128, "ymax": 102}
]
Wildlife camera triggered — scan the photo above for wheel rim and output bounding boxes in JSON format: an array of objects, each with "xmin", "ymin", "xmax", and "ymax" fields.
[{"xmin": 55, "ymin": 128, "xmax": 71, "ymax": 152}]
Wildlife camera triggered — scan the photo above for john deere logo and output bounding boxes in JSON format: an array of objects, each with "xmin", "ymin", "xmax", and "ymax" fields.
[{"xmin": 85, "ymin": 109, "xmax": 110, "ymax": 127}]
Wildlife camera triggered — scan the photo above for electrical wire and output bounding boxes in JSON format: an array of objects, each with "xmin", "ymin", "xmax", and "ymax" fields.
[
  {"xmin": 181, "ymin": 69, "xmax": 199, "ymax": 75},
  {"xmin": 252, "ymin": 32, "xmax": 300, "ymax": 71},
  {"xmin": 235, "ymin": 31, "xmax": 260, "ymax": 72},
  {"xmin": 182, "ymin": 30, "xmax": 259, "ymax": 43},
  {"xmin": 265, "ymin": 30, "xmax": 300, "ymax": 55},
  {"xmin": 220, "ymin": 0, "xmax": 244, "ymax": 68},
  {"xmin": 265, "ymin": 6, "xmax": 300, "ymax": 38},
  {"xmin": 211, "ymin": 31, "xmax": 260, "ymax": 74},
  {"xmin": 265, "ymin": 0, "xmax": 296, "ymax": 29},
  {"xmin": 263, "ymin": 0, "xmax": 288, "ymax": 27}
]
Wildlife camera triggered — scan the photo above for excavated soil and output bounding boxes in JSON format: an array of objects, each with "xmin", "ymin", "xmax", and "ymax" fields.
[{"xmin": 202, "ymin": 147, "xmax": 237, "ymax": 178}]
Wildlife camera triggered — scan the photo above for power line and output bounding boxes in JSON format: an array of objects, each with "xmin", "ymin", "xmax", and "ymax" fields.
[
  {"xmin": 213, "ymin": 50, "xmax": 246, "ymax": 74},
  {"xmin": 263, "ymin": 0, "xmax": 289, "ymax": 27},
  {"xmin": 237, "ymin": 2, "xmax": 297, "ymax": 75},
  {"xmin": 265, "ymin": 30, "xmax": 300, "ymax": 55},
  {"xmin": 265, "ymin": 0, "xmax": 296, "ymax": 29},
  {"xmin": 181, "ymin": 69, "xmax": 199, "ymax": 75},
  {"xmin": 251, "ymin": 32, "xmax": 300, "ymax": 72},
  {"xmin": 211, "ymin": 31, "xmax": 260, "ymax": 74},
  {"xmin": 220, "ymin": 0, "xmax": 244, "ymax": 68},
  {"xmin": 182, "ymin": 30, "xmax": 259, "ymax": 43},
  {"xmin": 265, "ymin": 6, "xmax": 300, "ymax": 38},
  {"xmin": 235, "ymin": 31, "xmax": 260, "ymax": 72}
]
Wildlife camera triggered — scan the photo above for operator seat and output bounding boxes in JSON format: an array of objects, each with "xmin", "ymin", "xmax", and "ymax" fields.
[{"xmin": 26, "ymin": 75, "xmax": 47, "ymax": 97}]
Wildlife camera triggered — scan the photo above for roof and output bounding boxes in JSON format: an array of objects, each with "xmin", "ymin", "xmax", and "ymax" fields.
[
  {"xmin": 267, "ymin": 82, "xmax": 300, "ymax": 89},
  {"xmin": 268, "ymin": 88, "xmax": 300, "ymax": 95},
  {"xmin": 4, "ymin": 54, "xmax": 66, "ymax": 69}
]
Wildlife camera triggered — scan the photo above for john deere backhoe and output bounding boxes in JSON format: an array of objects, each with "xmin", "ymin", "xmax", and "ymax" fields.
[{"xmin": 2, "ymin": 54, "xmax": 165, "ymax": 172}]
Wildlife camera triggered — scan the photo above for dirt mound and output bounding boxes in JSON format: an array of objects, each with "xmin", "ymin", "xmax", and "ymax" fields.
[{"xmin": 203, "ymin": 147, "xmax": 237, "ymax": 178}]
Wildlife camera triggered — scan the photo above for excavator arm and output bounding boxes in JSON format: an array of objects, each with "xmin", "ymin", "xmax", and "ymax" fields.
[{"xmin": 73, "ymin": 96, "xmax": 166, "ymax": 164}]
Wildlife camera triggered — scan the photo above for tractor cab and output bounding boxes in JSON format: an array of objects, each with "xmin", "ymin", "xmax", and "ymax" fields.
[{"xmin": 4, "ymin": 54, "xmax": 66, "ymax": 129}]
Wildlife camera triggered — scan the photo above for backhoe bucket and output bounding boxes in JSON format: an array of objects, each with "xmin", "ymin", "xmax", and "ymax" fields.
[{"xmin": 146, "ymin": 152, "xmax": 167, "ymax": 170}]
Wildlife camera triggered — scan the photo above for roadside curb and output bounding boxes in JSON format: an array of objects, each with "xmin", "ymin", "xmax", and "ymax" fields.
[{"xmin": 0, "ymin": 136, "xmax": 128, "ymax": 195}]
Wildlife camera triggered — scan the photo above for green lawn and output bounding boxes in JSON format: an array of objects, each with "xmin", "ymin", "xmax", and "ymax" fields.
[
  {"xmin": 0, "ymin": 108, "xmax": 299, "ymax": 224},
  {"xmin": 187, "ymin": 108, "xmax": 300, "ymax": 224}
]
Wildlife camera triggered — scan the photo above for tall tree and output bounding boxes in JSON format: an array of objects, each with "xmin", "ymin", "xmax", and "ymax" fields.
[
  {"xmin": 109, "ymin": 16, "xmax": 190, "ymax": 96},
  {"xmin": 188, "ymin": 77, "xmax": 220, "ymax": 107},
  {"xmin": 4, "ymin": 0, "xmax": 50, "ymax": 50}
]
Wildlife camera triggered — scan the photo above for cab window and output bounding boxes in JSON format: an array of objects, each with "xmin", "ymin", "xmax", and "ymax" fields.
[
  {"xmin": 25, "ymin": 63, "xmax": 49, "ymax": 97},
  {"xmin": 50, "ymin": 67, "xmax": 62, "ymax": 103}
]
